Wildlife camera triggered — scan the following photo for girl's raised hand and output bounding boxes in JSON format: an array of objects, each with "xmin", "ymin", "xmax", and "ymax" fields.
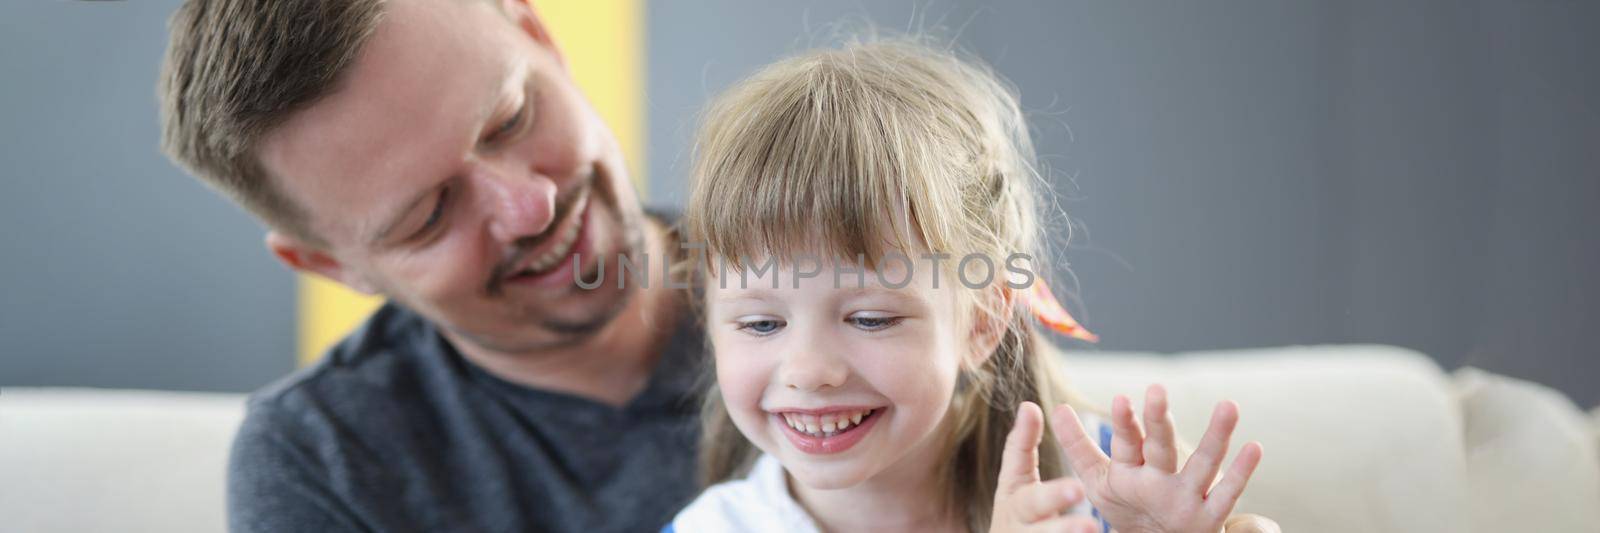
[
  {"xmin": 1052, "ymin": 385, "xmax": 1265, "ymax": 533},
  {"xmin": 991, "ymin": 401, "xmax": 1109, "ymax": 533}
]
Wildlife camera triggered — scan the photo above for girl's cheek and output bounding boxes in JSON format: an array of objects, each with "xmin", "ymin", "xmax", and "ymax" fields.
[
  {"xmin": 715, "ymin": 350, "xmax": 779, "ymax": 450},
  {"xmin": 857, "ymin": 332, "xmax": 959, "ymax": 401},
  {"xmin": 714, "ymin": 343, "xmax": 772, "ymax": 408}
]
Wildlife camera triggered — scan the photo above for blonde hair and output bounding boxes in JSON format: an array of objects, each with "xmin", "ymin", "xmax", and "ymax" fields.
[{"xmin": 685, "ymin": 37, "xmax": 1098, "ymax": 531}]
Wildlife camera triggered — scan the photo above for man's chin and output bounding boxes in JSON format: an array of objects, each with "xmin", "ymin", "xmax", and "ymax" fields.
[
  {"xmin": 531, "ymin": 280, "xmax": 635, "ymax": 338},
  {"xmin": 479, "ymin": 282, "xmax": 631, "ymax": 351}
]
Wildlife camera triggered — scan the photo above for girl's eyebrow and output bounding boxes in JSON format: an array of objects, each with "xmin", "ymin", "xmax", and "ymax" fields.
[
  {"xmin": 711, "ymin": 282, "xmax": 929, "ymax": 303},
  {"xmin": 717, "ymin": 294, "xmax": 772, "ymax": 304},
  {"xmin": 708, "ymin": 289, "xmax": 778, "ymax": 307},
  {"xmin": 837, "ymin": 286, "xmax": 929, "ymax": 308},
  {"xmin": 707, "ymin": 293, "xmax": 780, "ymax": 320}
]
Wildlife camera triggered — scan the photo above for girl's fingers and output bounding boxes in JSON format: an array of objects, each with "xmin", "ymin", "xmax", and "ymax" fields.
[
  {"xmin": 1010, "ymin": 477, "xmax": 1087, "ymax": 523},
  {"xmin": 1178, "ymin": 401, "xmax": 1240, "ymax": 491},
  {"xmin": 1109, "ymin": 394, "xmax": 1145, "ymax": 466},
  {"xmin": 1223, "ymin": 513, "xmax": 1282, "ymax": 533},
  {"xmin": 1049, "ymin": 403, "xmax": 1109, "ymax": 480},
  {"xmin": 1205, "ymin": 441, "xmax": 1264, "ymax": 520},
  {"xmin": 1141, "ymin": 384, "xmax": 1179, "ymax": 473},
  {"xmin": 999, "ymin": 401, "xmax": 1046, "ymax": 494}
]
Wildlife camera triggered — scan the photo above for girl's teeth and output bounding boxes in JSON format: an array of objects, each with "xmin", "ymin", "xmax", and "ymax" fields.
[{"xmin": 782, "ymin": 409, "xmax": 873, "ymax": 437}]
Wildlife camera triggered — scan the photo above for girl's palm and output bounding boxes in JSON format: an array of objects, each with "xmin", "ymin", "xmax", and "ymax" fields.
[{"xmin": 1053, "ymin": 385, "xmax": 1264, "ymax": 533}]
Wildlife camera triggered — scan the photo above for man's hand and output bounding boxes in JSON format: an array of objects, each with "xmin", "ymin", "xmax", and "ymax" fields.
[
  {"xmin": 1052, "ymin": 385, "xmax": 1265, "ymax": 533},
  {"xmin": 991, "ymin": 401, "xmax": 1106, "ymax": 533}
]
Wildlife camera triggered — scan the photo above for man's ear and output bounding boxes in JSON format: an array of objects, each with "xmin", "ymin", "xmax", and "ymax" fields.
[
  {"xmin": 265, "ymin": 231, "xmax": 379, "ymax": 295},
  {"xmin": 500, "ymin": 0, "xmax": 567, "ymax": 69}
]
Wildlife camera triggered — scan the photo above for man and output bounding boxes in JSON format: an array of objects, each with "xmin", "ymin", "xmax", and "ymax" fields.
[
  {"xmin": 161, "ymin": 1, "xmax": 1280, "ymax": 531},
  {"xmin": 162, "ymin": 0, "xmax": 699, "ymax": 531}
]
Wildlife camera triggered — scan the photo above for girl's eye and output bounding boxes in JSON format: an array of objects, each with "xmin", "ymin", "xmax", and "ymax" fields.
[
  {"xmin": 848, "ymin": 315, "xmax": 903, "ymax": 331},
  {"xmin": 736, "ymin": 319, "xmax": 785, "ymax": 336}
]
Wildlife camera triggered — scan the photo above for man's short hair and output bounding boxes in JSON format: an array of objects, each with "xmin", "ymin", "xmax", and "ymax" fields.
[{"xmin": 158, "ymin": 0, "xmax": 387, "ymax": 244}]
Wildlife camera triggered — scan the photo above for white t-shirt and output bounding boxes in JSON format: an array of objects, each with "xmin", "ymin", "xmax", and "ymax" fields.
[{"xmin": 666, "ymin": 415, "xmax": 1114, "ymax": 533}]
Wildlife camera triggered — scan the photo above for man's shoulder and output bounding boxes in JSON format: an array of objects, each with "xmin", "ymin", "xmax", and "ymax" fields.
[
  {"xmin": 226, "ymin": 303, "xmax": 460, "ymax": 531},
  {"xmin": 241, "ymin": 302, "xmax": 440, "ymax": 436}
]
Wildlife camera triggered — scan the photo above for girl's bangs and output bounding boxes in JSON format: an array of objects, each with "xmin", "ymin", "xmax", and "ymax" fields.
[{"xmin": 689, "ymin": 51, "xmax": 967, "ymax": 272}]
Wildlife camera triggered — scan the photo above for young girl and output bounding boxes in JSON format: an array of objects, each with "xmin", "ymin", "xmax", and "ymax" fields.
[{"xmin": 669, "ymin": 39, "xmax": 1266, "ymax": 533}]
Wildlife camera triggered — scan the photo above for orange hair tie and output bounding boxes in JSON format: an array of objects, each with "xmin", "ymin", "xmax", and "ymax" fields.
[{"xmin": 1023, "ymin": 279, "xmax": 1099, "ymax": 343}]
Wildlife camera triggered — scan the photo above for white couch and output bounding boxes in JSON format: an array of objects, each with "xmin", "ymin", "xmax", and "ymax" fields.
[
  {"xmin": 0, "ymin": 388, "xmax": 242, "ymax": 533},
  {"xmin": 2, "ymin": 345, "xmax": 1596, "ymax": 532},
  {"xmin": 1062, "ymin": 345, "xmax": 1600, "ymax": 532}
]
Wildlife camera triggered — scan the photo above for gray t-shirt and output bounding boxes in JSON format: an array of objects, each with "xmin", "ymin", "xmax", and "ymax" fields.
[{"xmin": 227, "ymin": 302, "xmax": 706, "ymax": 533}]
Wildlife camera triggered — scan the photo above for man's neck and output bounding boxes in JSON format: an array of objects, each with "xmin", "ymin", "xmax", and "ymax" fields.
[{"xmin": 445, "ymin": 218, "xmax": 679, "ymax": 407}]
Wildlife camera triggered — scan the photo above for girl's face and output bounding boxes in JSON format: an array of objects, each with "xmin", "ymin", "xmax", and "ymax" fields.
[{"xmin": 707, "ymin": 253, "xmax": 976, "ymax": 490}]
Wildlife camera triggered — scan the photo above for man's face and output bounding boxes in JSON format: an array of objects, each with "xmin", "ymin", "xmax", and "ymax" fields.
[{"xmin": 258, "ymin": 0, "xmax": 646, "ymax": 353}]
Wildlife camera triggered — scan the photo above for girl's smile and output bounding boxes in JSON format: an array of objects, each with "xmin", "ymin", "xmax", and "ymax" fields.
[{"xmin": 771, "ymin": 406, "xmax": 886, "ymax": 454}]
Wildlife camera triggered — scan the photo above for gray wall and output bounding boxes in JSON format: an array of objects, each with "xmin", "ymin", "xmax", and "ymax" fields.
[
  {"xmin": 1, "ymin": 1, "xmax": 1594, "ymax": 406},
  {"xmin": 648, "ymin": 1, "xmax": 1600, "ymax": 406},
  {"xmin": 0, "ymin": 0, "xmax": 295, "ymax": 392}
]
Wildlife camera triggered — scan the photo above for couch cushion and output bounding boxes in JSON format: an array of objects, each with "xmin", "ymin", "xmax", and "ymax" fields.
[
  {"xmin": 1454, "ymin": 368, "xmax": 1600, "ymax": 533},
  {"xmin": 0, "ymin": 387, "xmax": 244, "ymax": 533},
  {"xmin": 1061, "ymin": 344, "xmax": 1470, "ymax": 533}
]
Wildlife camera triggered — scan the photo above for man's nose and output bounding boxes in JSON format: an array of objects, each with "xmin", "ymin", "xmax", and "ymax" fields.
[
  {"xmin": 472, "ymin": 161, "xmax": 558, "ymax": 244},
  {"xmin": 778, "ymin": 342, "xmax": 850, "ymax": 392}
]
